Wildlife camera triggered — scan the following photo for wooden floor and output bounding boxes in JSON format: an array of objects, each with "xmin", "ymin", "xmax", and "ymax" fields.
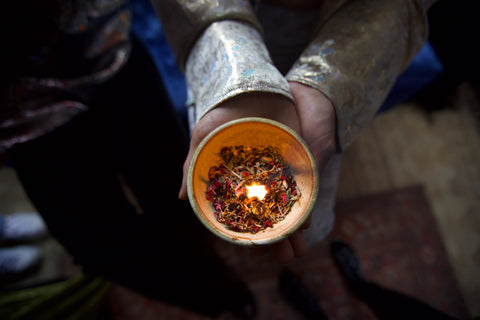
[
  {"xmin": 337, "ymin": 82, "xmax": 480, "ymax": 316},
  {"xmin": 1, "ymin": 82, "xmax": 479, "ymax": 316}
]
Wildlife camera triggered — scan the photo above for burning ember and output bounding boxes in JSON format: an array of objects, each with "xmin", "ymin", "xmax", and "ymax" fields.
[
  {"xmin": 246, "ymin": 183, "xmax": 268, "ymax": 201},
  {"xmin": 206, "ymin": 145, "xmax": 301, "ymax": 233}
]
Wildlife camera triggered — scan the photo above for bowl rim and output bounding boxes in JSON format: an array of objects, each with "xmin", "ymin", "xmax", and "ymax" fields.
[{"xmin": 187, "ymin": 117, "xmax": 318, "ymax": 246}]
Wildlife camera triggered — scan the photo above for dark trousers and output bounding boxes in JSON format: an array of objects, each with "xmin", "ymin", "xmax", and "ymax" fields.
[
  {"xmin": 9, "ymin": 35, "xmax": 237, "ymax": 317},
  {"xmin": 355, "ymin": 282, "xmax": 459, "ymax": 320}
]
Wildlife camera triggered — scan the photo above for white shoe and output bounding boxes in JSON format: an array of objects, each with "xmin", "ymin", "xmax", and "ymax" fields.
[
  {"xmin": 0, "ymin": 212, "xmax": 48, "ymax": 243},
  {"xmin": 0, "ymin": 245, "xmax": 43, "ymax": 276}
]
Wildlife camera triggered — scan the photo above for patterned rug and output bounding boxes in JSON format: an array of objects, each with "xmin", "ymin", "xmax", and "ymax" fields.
[{"xmin": 107, "ymin": 185, "xmax": 470, "ymax": 320}]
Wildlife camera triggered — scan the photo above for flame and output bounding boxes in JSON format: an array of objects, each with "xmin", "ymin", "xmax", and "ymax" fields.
[{"xmin": 246, "ymin": 183, "xmax": 268, "ymax": 201}]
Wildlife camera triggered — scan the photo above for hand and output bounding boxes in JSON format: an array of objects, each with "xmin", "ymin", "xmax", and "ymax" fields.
[
  {"xmin": 259, "ymin": 82, "xmax": 336, "ymax": 262},
  {"xmin": 178, "ymin": 86, "xmax": 335, "ymax": 264},
  {"xmin": 179, "ymin": 92, "xmax": 301, "ymax": 204},
  {"xmin": 255, "ymin": 82, "xmax": 336, "ymax": 263},
  {"xmin": 288, "ymin": 82, "xmax": 336, "ymax": 174}
]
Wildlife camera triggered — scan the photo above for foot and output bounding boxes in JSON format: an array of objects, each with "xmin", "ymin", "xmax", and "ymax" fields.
[
  {"xmin": 330, "ymin": 240, "xmax": 366, "ymax": 289},
  {"xmin": 0, "ymin": 245, "xmax": 43, "ymax": 277},
  {"xmin": 0, "ymin": 212, "xmax": 48, "ymax": 244}
]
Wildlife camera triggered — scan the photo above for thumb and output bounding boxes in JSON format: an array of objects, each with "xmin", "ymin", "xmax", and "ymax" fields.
[
  {"xmin": 178, "ymin": 150, "xmax": 194, "ymax": 200},
  {"xmin": 178, "ymin": 170, "xmax": 188, "ymax": 200}
]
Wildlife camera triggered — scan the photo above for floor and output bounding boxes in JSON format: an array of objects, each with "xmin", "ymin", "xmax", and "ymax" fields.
[
  {"xmin": 336, "ymin": 81, "xmax": 480, "ymax": 316},
  {"xmin": 0, "ymin": 82, "xmax": 479, "ymax": 317}
]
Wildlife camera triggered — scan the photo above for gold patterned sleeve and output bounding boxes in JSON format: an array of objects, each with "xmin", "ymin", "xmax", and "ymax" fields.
[
  {"xmin": 150, "ymin": 0, "xmax": 293, "ymax": 126},
  {"xmin": 150, "ymin": 0, "xmax": 263, "ymax": 71},
  {"xmin": 286, "ymin": 0, "xmax": 433, "ymax": 150},
  {"xmin": 184, "ymin": 20, "xmax": 293, "ymax": 124}
]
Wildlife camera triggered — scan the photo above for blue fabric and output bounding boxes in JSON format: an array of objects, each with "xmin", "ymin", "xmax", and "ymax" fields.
[
  {"xmin": 0, "ymin": 213, "xmax": 4, "ymax": 240},
  {"xmin": 379, "ymin": 42, "xmax": 444, "ymax": 112},
  {"xmin": 130, "ymin": 0, "xmax": 187, "ymax": 116},
  {"xmin": 130, "ymin": 0, "xmax": 444, "ymax": 116}
]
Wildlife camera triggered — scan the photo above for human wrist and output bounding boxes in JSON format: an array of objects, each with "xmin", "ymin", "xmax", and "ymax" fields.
[{"xmin": 197, "ymin": 92, "xmax": 298, "ymax": 131}]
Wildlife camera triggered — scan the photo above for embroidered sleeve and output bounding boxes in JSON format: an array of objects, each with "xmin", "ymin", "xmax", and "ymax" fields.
[
  {"xmin": 185, "ymin": 20, "xmax": 292, "ymax": 124},
  {"xmin": 286, "ymin": 0, "xmax": 431, "ymax": 150}
]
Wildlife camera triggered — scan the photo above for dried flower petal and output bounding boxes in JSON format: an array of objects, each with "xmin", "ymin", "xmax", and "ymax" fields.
[{"xmin": 206, "ymin": 145, "xmax": 301, "ymax": 234}]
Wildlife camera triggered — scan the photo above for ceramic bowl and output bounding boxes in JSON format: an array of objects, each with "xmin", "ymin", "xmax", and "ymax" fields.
[{"xmin": 187, "ymin": 117, "xmax": 318, "ymax": 246}]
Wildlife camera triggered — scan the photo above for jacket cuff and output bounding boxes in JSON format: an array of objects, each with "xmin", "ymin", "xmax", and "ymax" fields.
[{"xmin": 186, "ymin": 20, "xmax": 293, "ymax": 125}]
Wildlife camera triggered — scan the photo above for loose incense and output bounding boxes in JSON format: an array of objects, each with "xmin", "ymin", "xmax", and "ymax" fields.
[{"xmin": 206, "ymin": 146, "xmax": 301, "ymax": 233}]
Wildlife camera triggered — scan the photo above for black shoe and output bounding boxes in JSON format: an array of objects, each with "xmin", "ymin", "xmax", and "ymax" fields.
[
  {"xmin": 279, "ymin": 268, "xmax": 328, "ymax": 320},
  {"xmin": 225, "ymin": 281, "xmax": 257, "ymax": 319},
  {"xmin": 330, "ymin": 240, "xmax": 366, "ymax": 290}
]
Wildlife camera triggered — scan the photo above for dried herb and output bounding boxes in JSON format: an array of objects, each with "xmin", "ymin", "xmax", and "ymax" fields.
[{"xmin": 206, "ymin": 145, "xmax": 301, "ymax": 233}]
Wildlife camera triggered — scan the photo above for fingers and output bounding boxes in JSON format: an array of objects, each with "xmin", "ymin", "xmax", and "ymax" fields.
[
  {"xmin": 269, "ymin": 230, "xmax": 307, "ymax": 264},
  {"xmin": 271, "ymin": 239, "xmax": 294, "ymax": 265},
  {"xmin": 178, "ymin": 158, "xmax": 189, "ymax": 200},
  {"xmin": 301, "ymin": 215, "xmax": 312, "ymax": 230},
  {"xmin": 178, "ymin": 144, "xmax": 195, "ymax": 200},
  {"xmin": 289, "ymin": 231, "xmax": 307, "ymax": 258},
  {"xmin": 178, "ymin": 120, "xmax": 215, "ymax": 200}
]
